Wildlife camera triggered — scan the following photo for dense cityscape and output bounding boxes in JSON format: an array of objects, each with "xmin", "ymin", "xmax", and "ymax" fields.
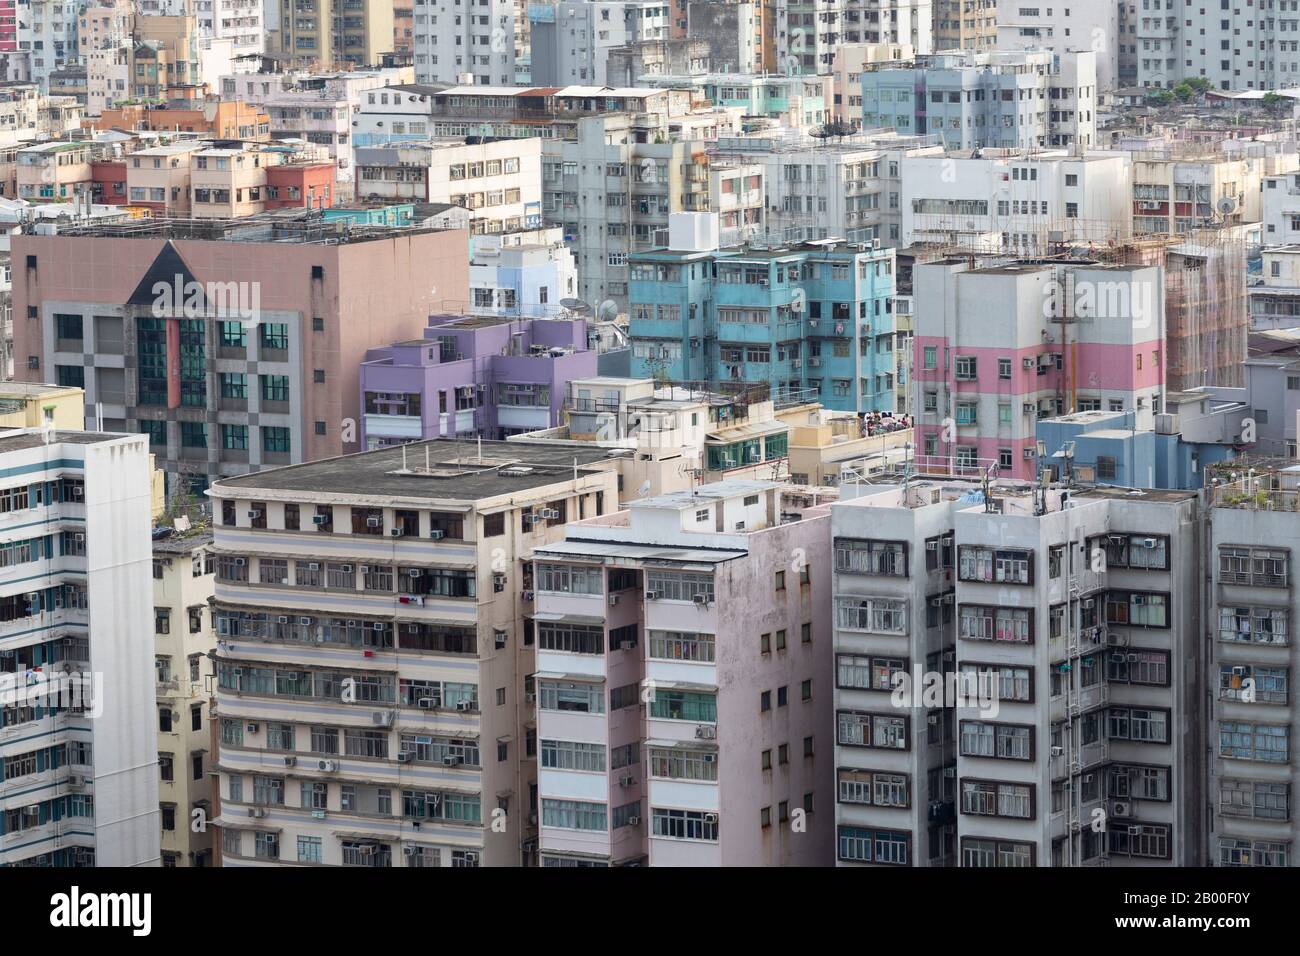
[{"xmin": 0, "ymin": 0, "xmax": 1294, "ymax": 882}]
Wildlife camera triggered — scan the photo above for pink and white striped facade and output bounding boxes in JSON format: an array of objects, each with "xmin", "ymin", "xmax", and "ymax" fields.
[{"xmin": 912, "ymin": 259, "xmax": 1165, "ymax": 481}]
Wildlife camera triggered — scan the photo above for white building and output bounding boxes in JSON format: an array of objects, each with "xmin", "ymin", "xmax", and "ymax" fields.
[
  {"xmin": 356, "ymin": 138, "xmax": 543, "ymax": 236},
  {"xmin": 1134, "ymin": 8, "xmax": 1300, "ymax": 91},
  {"xmin": 191, "ymin": 0, "xmax": 265, "ymax": 63},
  {"xmin": 0, "ymin": 428, "xmax": 160, "ymax": 867},
  {"xmin": 1263, "ymin": 169, "xmax": 1300, "ymax": 247},
  {"xmin": 775, "ymin": 0, "xmax": 932, "ymax": 74},
  {"xmin": 6, "ymin": 0, "xmax": 80, "ymax": 86},
  {"xmin": 832, "ymin": 475, "xmax": 1203, "ymax": 866},
  {"xmin": 862, "ymin": 49, "xmax": 1098, "ymax": 151},
  {"xmin": 901, "ymin": 148, "xmax": 1133, "ymax": 252},
  {"xmin": 996, "ymin": 2, "xmax": 1120, "ymax": 91},
  {"xmin": 470, "ymin": 228, "xmax": 579, "ymax": 318},
  {"xmin": 532, "ymin": 480, "xmax": 834, "ymax": 866},
  {"xmin": 412, "ymin": 0, "xmax": 523, "ymax": 86}
]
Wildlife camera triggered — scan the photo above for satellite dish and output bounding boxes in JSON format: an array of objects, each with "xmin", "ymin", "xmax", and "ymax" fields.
[
  {"xmin": 596, "ymin": 299, "xmax": 619, "ymax": 322},
  {"xmin": 561, "ymin": 297, "xmax": 591, "ymax": 314},
  {"xmin": 1216, "ymin": 196, "xmax": 1238, "ymax": 217},
  {"xmin": 638, "ymin": 479, "xmax": 651, "ymax": 497}
]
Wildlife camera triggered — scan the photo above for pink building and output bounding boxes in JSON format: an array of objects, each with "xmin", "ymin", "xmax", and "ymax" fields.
[
  {"xmin": 531, "ymin": 480, "xmax": 834, "ymax": 866},
  {"xmin": 912, "ymin": 259, "xmax": 1166, "ymax": 481}
]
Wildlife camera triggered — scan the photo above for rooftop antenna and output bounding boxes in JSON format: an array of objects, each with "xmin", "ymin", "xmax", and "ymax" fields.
[
  {"xmin": 573, "ymin": 457, "xmax": 578, "ymax": 482},
  {"xmin": 477, "ymin": 436, "xmax": 482, "ymax": 463},
  {"xmin": 425, "ymin": 444, "xmax": 431, "ymax": 472}
]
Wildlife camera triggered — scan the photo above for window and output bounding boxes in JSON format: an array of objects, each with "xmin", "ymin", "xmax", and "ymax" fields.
[
  {"xmin": 540, "ymin": 740, "xmax": 606, "ymax": 772},
  {"xmin": 835, "ymin": 539, "xmax": 907, "ymax": 576},
  {"xmin": 961, "ymin": 779, "xmax": 1034, "ymax": 819},
  {"xmin": 959, "ymin": 605, "xmax": 1032, "ymax": 643},
  {"xmin": 961, "ymin": 838, "xmax": 1034, "ymax": 867},
  {"xmin": 837, "ymin": 826, "xmax": 909, "ymax": 865},
  {"xmin": 836, "ymin": 655, "xmax": 907, "ymax": 692},
  {"xmin": 1219, "ymin": 547, "xmax": 1289, "ymax": 588},
  {"xmin": 542, "ymin": 798, "xmax": 607, "ymax": 831},
  {"xmin": 959, "ymin": 721, "xmax": 1033, "ymax": 760},
  {"xmin": 837, "ymin": 769, "xmax": 909, "ymax": 808},
  {"xmin": 1108, "ymin": 707, "xmax": 1170, "ymax": 744},
  {"xmin": 536, "ymin": 563, "xmax": 602, "ymax": 594},
  {"xmin": 649, "ymin": 748, "xmax": 718, "ymax": 781},
  {"xmin": 836, "ymin": 597, "xmax": 906, "ymax": 633},
  {"xmin": 648, "ymin": 630, "xmax": 715, "ymax": 662},
  {"xmin": 651, "ymin": 807, "xmax": 718, "ymax": 841},
  {"xmin": 538, "ymin": 680, "xmax": 604, "ymax": 714},
  {"xmin": 837, "ymin": 711, "xmax": 907, "ymax": 750},
  {"xmin": 954, "ymin": 356, "xmax": 977, "ymax": 381},
  {"xmin": 1219, "ymin": 606, "xmax": 1288, "ymax": 646},
  {"xmin": 959, "ymin": 547, "xmax": 1033, "ymax": 585},
  {"xmin": 960, "ymin": 663, "xmax": 1032, "ymax": 703},
  {"xmin": 1219, "ymin": 721, "xmax": 1289, "ymax": 763}
]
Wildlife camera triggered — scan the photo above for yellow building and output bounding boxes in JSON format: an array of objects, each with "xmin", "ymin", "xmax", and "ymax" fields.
[
  {"xmin": 0, "ymin": 382, "xmax": 85, "ymax": 429},
  {"xmin": 779, "ymin": 406, "xmax": 913, "ymax": 486},
  {"xmin": 278, "ymin": 0, "xmax": 395, "ymax": 69},
  {"xmin": 0, "ymin": 382, "xmax": 167, "ymax": 516}
]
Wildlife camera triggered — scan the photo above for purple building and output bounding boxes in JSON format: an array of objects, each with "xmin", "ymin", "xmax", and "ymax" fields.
[{"xmin": 359, "ymin": 314, "xmax": 598, "ymax": 447}]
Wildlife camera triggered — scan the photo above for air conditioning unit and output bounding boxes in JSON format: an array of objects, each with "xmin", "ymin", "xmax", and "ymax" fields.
[
  {"xmin": 246, "ymin": 722, "xmax": 259, "ymax": 733},
  {"xmin": 618, "ymin": 774, "xmax": 635, "ymax": 787},
  {"xmin": 234, "ymin": 558, "xmax": 246, "ymax": 567},
  {"xmin": 927, "ymin": 714, "xmax": 938, "ymax": 725},
  {"xmin": 307, "ymin": 562, "xmax": 320, "ymax": 571},
  {"xmin": 695, "ymin": 725, "xmax": 717, "ymax": 740},
  {"xmin": 248, "ymin": 808, "xmax": 266, "ymax": 818},
  {"xmin": 247, "ymin": 510, "xmax": 262, "ymax": 519},
  {"xmin": 693, "ymin": 593, "xmax": 710, "ymax": 606},
  {"xmin": 312, "ymin": 515, "xmax": 326, "ymax": 525},
  {"xmin": 442, "ymin": 755, "xmax": 464, "ymax": 767},
  {"xmin": 429, "ymin": 530, "xmax": 446, "ymax": 540},
  {"xmin": 366, "ymin": 517, "xmax": 382, "ymax": 528},
  {"xmin": 1111, "ymin": 800, "xmax": 1131, "ymax": 818},
  {"xmin": 23, "ymin": 805, "xmax": 40, "ymax": 818},
  {"xmin": 1022, "ymin": 357, "xmax": 1035, "ymax": 369},
  {"xmin": 390, "ymin": 528, "xmax": 404, "ymax": 537},
  {"xmin": 277, "ymin": 616, "xmax": 289, "ymax": 625},
  {"xmin": 539, "ymin": 509, "xmax": 560, "ymax": 520},
  {"xmin": 809, "ymin": 357, "xmax": 822, "ymax": 367},
  {"xmin": 645, "ymin": 590, "xmax": 660, "ymax": 600},
  {"xmin": 67, "ymin": 775, "xmax": 86, "ymax": 790},
  {"xmin": 525, "ymin": 692, "xmax": 536, "ymax": 703},
  {"xmin": 418, "ymin": 697, "xmax": 436, "ymax": 709},
  {"xmin": 1141, "ymin": 537, "xmax": 1157, "ymax": 549},
  {"xmin": 463, "ymin": 852, "xmax": 479, "ymax": 864},
  {"xmin": 1051, "ymin": 745, "xmax": 1063, "ymax": 757},
  {"xmin": 403, "ymin": 844, "xmax": 420, "ymax": 857},
  {"xmin": 609, "ymin": 593, "xmax": 620, "ymax": 607},
  {"xmin": 283, "ymin": 755, "xmax": 296, "ymax": 767},
  {"xmin": 703, "ymin": 813, "xmax": 718, "ymax": 824},
  {"xmin": 1023, "ymin": 403, "xmax": 1036, "ymax": 414},
  {"xmin": 943, "ymin": 767, "xmax": 956, "ymax": 778},
  {"xmin": 456, "ymin": 700, "xmax": 477, "ymax": 712},
  {"xmin": 358, "ymin": 844, "xmax": 378, "ymax": 857},
  {"xmin": 1023, "ymin": 448, "xmax": 1036, "ymax": 459},
  {"xmin": 372, "ymin": 711, "xmax": 394, "ymax": 727},
  {"xmin": 317, "ymin": 760, "xmax": 338, "ymax": 772},
  {"xmin": 703, "ymin": 753, "xmax": 717, "ymax": 764},
  {"xmin": 626, "ymin": 814, "xmax": 641, "ymax": 826},
  {"xmin": 397, "ymin": 751, "xmax": 414, "ymax": 763}
]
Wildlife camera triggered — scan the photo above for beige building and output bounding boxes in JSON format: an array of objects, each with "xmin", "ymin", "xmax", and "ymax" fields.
[
  {"xmin": 932, "ymin": 0, "xmax": 997, "ymax": 51},
  {"xmin": 127, "ymin": 141, "xmax": 207, "ymax": 216},
  {"xmin": 190, "ymin": 144, "xmax": 277, "ymax": 218},
  {"xmin": 153, "ymin": 528, "xmax": 218, "ymax": 867},
  {"xmin": 782, "ymin": 408, "xmax": 912, "ymax": 486},
  {"xmin": 16, "ymin": 142, "xmax": 93, "ymax": 203},
  {"xmin": 276, "ymin": 0, "xmax": 396, "ymax": 70}
]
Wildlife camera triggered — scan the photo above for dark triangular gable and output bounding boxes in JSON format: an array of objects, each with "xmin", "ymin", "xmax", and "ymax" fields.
[{"xmin": 127, "ymin": 240, "xmax": 206, "ymax": 309}]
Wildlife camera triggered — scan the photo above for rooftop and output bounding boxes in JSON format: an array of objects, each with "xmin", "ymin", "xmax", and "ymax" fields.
[
  {"xmin": 209, "ymin": 439, "xmax": 619, "ymax": 501},
  {"xmin": 44, "ymin": 210, "xmax": 456, "ymax": 244},
  {"xmin": 0, "ymin": 429, "xmax": 137, "ymax": 453}
]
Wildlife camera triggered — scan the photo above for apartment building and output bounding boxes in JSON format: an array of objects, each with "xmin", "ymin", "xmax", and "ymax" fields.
[
  {"xmin": 900, "ymin": 149, "xmax": 1133, "ymax": 253},
  {"xmin": 1251, "ymin": 247, "xmax": 1300, "ymax": 335},
  {"xmin": 1134, "ymin": 4, "xmax": 1300, "ymax": 91},
  {"xmin": 358, "ymin": 314, "xmax": 598, "ymax": 448},
  {"xmin": 153, "ymin": 528, "xmax": 217, "ymax": 867},
  {"xmin": 543, "ymin": 110, "xmax": 746, "ymax": 311},
  {"xmin": 15, "ymin": 141, "xmax": 91, "ymax": 203},
  {"xmin": 1261, "ymin": 170, "xmax": 1300, "ymax": 247},
  {"xmin": 3, "ymin": 0, "xmax": 78, "ymax": 86},
  {"xmin": 713, "ymin": 129, "xmax": 943, "ymax": 246},
  {"xmin": 1131, "ymin": 148, "xmax": 1297, "ymax": 237},
  {"xmin": 828, "ymin": 42, "xmax": 915, "ymax": 128},
  {"xmin": 630, "ymin": 222, "xmax": 900, "ymax": 414},
  {"xmin": 412, "ymin": 0, "xmax": 524, "ymax": 86},
  {"xmin": 932, "ymin": 0, "xmax": 996, "ymax": 52},
  {"xmin": 355, "ymin": 138, "xmax": 543, "ymax": 236},
  {"xmin": 686, "ymin": 0, "xmax": 762, "ymax": 74},
  {"xmin": 276, "ymin": 0, "xmax": 395, "ymax": 69},
  {"xmin": 862, "ymin": 49, "xmax": 1097, "ymax": 150},
  {"xmin": 220, "ymin": 68, "xmax": 416, "ymax": 185},
  {"xmin": 831, "ymin": 475, "xmax": 1203, "ymax": 866},
  {"xmin": 531, "ymin": 479, "xmax": 833, "ymax": 865},
  {"xmin": 643, "ymin": 73, "xmax": 832, "ymax": 133},
  {"xmin": 1207, "ymin": 465, "xmax": 1296, "ymax": 868},
  {"xmin": 912, "ymin": 258, "xmax": 1165, "ymax": 482},
  {"xmin": 469, "ymin": 228, "xmax": 579, "ymax": 319},
  {"xmin": 191, "ymin": 0, "xmax": 265, "ymax": 62},
  {"xmin": 775, "ymin": 0, "xmax": 932, "ymax": 74},
  {"xmin": 125, "ymin": 142, "xmax": 206, "ymax": 217},
  {"xmin": 11, "ymin": 213, "xmax": 469, "ymax": 494},
  {"xmin": 0, "ymin": 382, "xmax": 83, "ymax": 430},
  {"xmin": 0, "ymin": 428, "xmax": 159, "ymax": 867},
  {"xmin": 93, "ymin": 95, "xmax": 271, "ymax": 141},
  {"xmin": 996, "ymin": 2, "xmax": 1120, "ymax": 90},
  {"xmin": 529, "ymin": 1, "xmax": 670, "ymax": 86},
  {"xmin": 207, "ymin": 439, "xmax": 621, "ymax": 867}
]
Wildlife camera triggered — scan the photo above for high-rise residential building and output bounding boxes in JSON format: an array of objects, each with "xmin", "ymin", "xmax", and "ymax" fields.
[
  {"xmin": 996, "ymin": 2, "xmax": 1120, "ymax": 91},
  {"xmin": 831, "ymin": 475, "xmax": 1203, "ymax": 867},
  {"xmin": 861, "ymin": 49, "xmax": 1098, "ymax": 150},
  {"xmin": 775, "ymin": 0, "xmax": 932, "ymax": 74},
  {"xmin": 531, "ymin": 479, "xmax": 833, "ymax": 866},
  {"xmin": 932, "ymin": 0, "xmax": 996, "ymax": 52},
  {"xmin": 207, "ymin": 439, "xmax": 621, "ymax": 867},
  {"xmin": 358, "ymin": 314, "xmax": 598, "ymax": 448},
  {"xmin": 629, "ymin": 220, "xmax": 900, "ymax": 414},
  {"xmin": 276, "ymin": 0, "xmax": 395, "ymax": 70},
  {"xmin": 1207, "ymin": 464, "xmax": 1296, "ymax": 869},
  {"xmin": 11, "ymin": 212, "xmax": 469, "ymax": 495},
  {"xmin": 0, "ymin": 427, "xmax": 159, "ymax": 867},
  {"xmin": 153, "ymin": 528, "xmax": 218, "ymax": 867},
  {"xmin": 528, "ymin": 1, "xmax": 670, "ymax": 86},
  {"xmin": 686, "ymin": 0, "xmax": 763, "ymax": 73},
  {"xmin": 191, "ymin": 0, "xmax": 265, "ymax": 62},
  {"xmin": 827, "ymin": 42, "xmax": 915, "ymax": 128},
  {"xmin": 413, "ymin": 0, "xmax": 523, "ymax": 86},
  {"xmin": 1134, "ymin": 6, "xmax": 1300, "ymax": 91},
  {"xmin": 912, "ymin": 258, "xmax": 1165, "ymax": 481}
]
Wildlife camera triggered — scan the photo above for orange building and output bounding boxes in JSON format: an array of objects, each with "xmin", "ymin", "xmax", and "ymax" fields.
[
  {"xmin": 90, "ymin": 98, "xmax": 270, "ymax": 141},
  {"xmin": 90, "ymin": 159, "xmax": 129, "ymax": 205},
  {"xmin": 266, "ymin": 161, "xmax": 337, "ymax": 211}
]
